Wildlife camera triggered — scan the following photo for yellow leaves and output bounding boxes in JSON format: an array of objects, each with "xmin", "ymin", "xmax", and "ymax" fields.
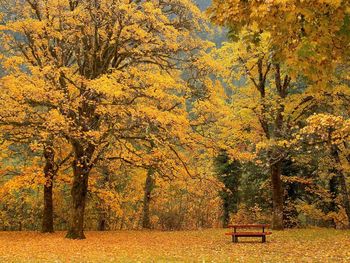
[
  {"xmin": 89, "ymin": 73, "xmax": 124, "ymax": 98},
  {"xmin": 3, "ymin": 19, "xmax": 44, "ymax": 34},
  {"xmin": 0, "ymin": 166, "xmax": 43, "ymax": 200},
  {"xmin": 304, "ymin": 113, "xmax": 350, "ymax": 144},
  {"xmin": 296, "ymin": 203, "xmax": 329, "ymax": 221},
  {"xmin": 45, "ymin": 109, "xmax": 68, "ymax": 135},
  {"xmin": 29, "ymin": 141, "xmax": 42, "ymax": 152},
  {"xmin": 1, "ymin": 229, "xmax": 350, "ymax": 262},
  {"xmin": 318, "ymin": 0, "xmax": 342, "ymax": 8},
  {"xmin": 2, "ymin": 56, "xmax": 25, "ymax": 71},
  {"xmin": 209, "ymin": 0, "xmax": 349, "ymax": 80}
]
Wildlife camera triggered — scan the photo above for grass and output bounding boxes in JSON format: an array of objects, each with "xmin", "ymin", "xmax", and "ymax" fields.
[{"xmin": 0, "ymin": 228, "xmax": 349, "ymax": 262}]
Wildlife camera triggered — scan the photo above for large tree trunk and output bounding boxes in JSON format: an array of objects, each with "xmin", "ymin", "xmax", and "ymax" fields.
[
  {"xmin": 142, "ymin": 168, "xmax": 155, "ymax": 229},
  {"xmin": 42, "ymin": 142, "xmax": 55, "ymax": 233},
  {"xmin": 64, "ymin": 83, "xmax": 99, "ymax": 239},
  {"xmin": 66, "ymin": 152, "xmax": 90, "ymax": 239},
  {"xmin": 271, "ymin": 160, "xmax": 284, "ymax": 230}
]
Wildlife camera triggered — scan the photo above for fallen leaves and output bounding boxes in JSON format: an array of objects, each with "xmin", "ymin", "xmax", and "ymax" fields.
[{"xmin": 0, "ymin": 228, "xmax": 349, "ymax": 262}]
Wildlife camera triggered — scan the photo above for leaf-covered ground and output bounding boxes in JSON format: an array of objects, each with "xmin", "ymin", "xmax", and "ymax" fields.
[{"xmin": 0, "ymin": 228, "xmax": 349, "ymax": 262}]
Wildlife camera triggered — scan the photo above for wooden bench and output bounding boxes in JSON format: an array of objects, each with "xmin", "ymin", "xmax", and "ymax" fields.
[{"xmin": 225, "ymin": 224, "xmax": 272, "ymax": 243}]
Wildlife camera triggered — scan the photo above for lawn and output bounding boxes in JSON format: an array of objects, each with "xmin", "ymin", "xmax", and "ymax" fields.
[{"xmin": 0, "ymin": 228, "xmax": 349, "ymax": 262}]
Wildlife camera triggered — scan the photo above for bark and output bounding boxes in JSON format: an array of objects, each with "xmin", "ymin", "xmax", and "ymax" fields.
[
  {"xmin": 98, "ymin": 217, "xmax": 106, "ymax": 231},
  {"xmin": 269, "ymin": 64, "xmax": 289, "ymax": 230},
  {"xmin": 65, "ymin": 84, "xmax": 99, "ymax": 239},
  {"xmin": 222, "ymin": 197, "xmax": 230, "ymax": 228},
  {"xmin": 142, "ymin": 168, "xmax": 155, "ymax": 229},
  {"xmin": 338, "ymin": 174, "xmax": 350, "ymax": 227},
  {"xmin": 331, "ymin": 146, "xmax": 350, "ymax": 227},
  {"xmin": 42, "ymin": 142, "xmax": 55, "ymax": 233},
  {"xmin": 66, "ymin": 144, "xmax": 94, "ymax": 239},
  {"xmin": 65, "ymin": 159, "xmax": 89, "ymax": 239},
  {"xmin": 328, "ymin": 175, "xmax": 339, "ymax": 228},
  {"xmin": 271, "ymin": 160, "xmax": 284, "ymax": 230},
  {"xmin": 329, "ymin": 175, "xmax": 339, "ymax": 210},
  {"xmin": 97, "ymin": 169, "xmax": 110, "ymax": 231}
]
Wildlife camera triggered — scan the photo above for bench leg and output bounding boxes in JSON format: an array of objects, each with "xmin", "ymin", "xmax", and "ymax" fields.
[
  {"xmin": 262, "ymin": 236, "xmax": 266, "ymax": 243},
  {"xmin": 233, "ymin": 236, "xmax": 238, "ymax": 243}
]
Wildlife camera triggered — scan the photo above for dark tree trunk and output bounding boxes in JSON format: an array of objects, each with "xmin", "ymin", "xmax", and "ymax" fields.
[
  {"xmin": 222, "ymin": 196, "xmax": 230, "ymax": 228},
  {"xmin": 97, "ymin": 169, "xmax": 110, "ymax": 231},
  {"xmin": 142, "ymin": 168, "xmax": 155, "ymax": 229},
  {"xmin": 329, "ymin": 175, "xmax": 339, "ymax": 210},
  {"xmin": 42, "ymin": 184, "xmax": 54, "ymax": 232},
  {"xmin": 66, "ymin": 160, "xmax": 89, "ymax": 239},
  {"xmin": 66, "ymin": 143, "xmax": 93, "ymax": 239},
  {"xmin": 339, "ymin": 175, "xmax": 350, "ymax": 227},
  {"xmin": 42, "ymin": 142, "xmax": 55, "ymax": 233},
  {"xmin": 331, "ymin": 146, "xmax": 350, "ymax": 227},
  {"xmin": 98, "ymin": 217, "xmax": 106, "ymax": 231},
  {"xmin": 271, "ymin": 160, "xmax": 284, "ymax": 230},
  {"xmin": 328, "ymin": 175, "xmax": 339, "ymax": 228},
  {"xmin": 269, "ymin": 64, "xmax": 289, "ymax": 230}
]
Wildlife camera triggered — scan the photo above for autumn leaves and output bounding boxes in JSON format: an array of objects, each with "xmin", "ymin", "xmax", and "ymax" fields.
[
  {"xmin": 207, "ymin": 0, "xmax": 350, "ymax": 229},
  {"xmin": 0, "ymin": 0, "xmax": 350, "ymax": 239},
  {"xmin": 0, "ymin": 0, "xmax": 216, "ymax": 238}
]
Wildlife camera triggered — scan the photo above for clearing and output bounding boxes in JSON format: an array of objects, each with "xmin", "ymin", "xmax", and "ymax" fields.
[{"xmin": 0, "ymin": 228, "xmax": 349, "ymax": 262}]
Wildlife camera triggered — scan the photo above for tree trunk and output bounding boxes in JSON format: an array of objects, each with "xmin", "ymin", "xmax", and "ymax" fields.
[
  {"xmin": 328, "ymin": 175, "xmax": 339, "ymax": 228},
  {"xmin": 66, "ymin": 156, "xmax": 90, "ymax": 239},
  {"xmin": 42, "ymin": 142, "xmax": 55, "ymax": 233},
  {"xmin": 338, "ymin": 175, "xmax": 350, "ymax": 227},
  {"xmin": 331, "ymin": 146, "xmax": 350, "ymax": 227},
  {"xmin": 269, "ymin": 64, "xmax": 289, "ymax": 230},
  {"xmin": 271, "ymin": 160, "xmax": 284, "ymax": 230},
  {"xmin": 222, "ymin": 195, "xmax": 230, "ymax": 228},
  {"xmin": 142, "ymin": 168, "xmax": 155, "ymax": 229},
  {"xmin": 98, "ymin": 216, "xmax": 106, "ymax": 231}
]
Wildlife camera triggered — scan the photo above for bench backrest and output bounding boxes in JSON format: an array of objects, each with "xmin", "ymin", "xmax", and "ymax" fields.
[{"xmin": 227, "ymin": 224, "xmax": 270, "ymax": 228}]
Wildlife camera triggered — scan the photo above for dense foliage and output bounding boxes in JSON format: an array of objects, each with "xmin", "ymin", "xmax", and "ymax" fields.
[{"xmin": 0, "ymin": 0, "xmax": 349, "ymax": 239}]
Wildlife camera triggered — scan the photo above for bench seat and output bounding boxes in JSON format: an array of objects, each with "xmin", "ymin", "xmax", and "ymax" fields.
[
  {"xmin": 225, "ymin": 231, "xmax": 272, "ymax": 243},
  {"xmin": 225, "ymin": 232, "xmax": 272, "ymax": 236}
]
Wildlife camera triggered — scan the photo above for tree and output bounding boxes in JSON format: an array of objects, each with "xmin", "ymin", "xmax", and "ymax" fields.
[
  {"xmin": 208, "ymin": 0, "xmax": 350, "ymax": 82},
  {"xmin": 207, "ymin": 0, "xmax": 350, "ymax": 230},
  {"xmin": 0, "ymin": 0, "xmax": 215, "ymax": 239},
  {"xmin": 208, "ymin": 30, "xmax": 293, "ymax": 229},
  {"xmin": 214, "ymin": 150, "xmax": 241, "ymax": 227},
  {"xmin": 0, "ymin": 78, "xmax": 72, "ymax": 233},
  {"xmin": 142, "ymin": 168, "xmax": 155, "ymax": 229},
  {"xmin": 300, "ymin": 114, "xmax": 350, "ymax": 227}
]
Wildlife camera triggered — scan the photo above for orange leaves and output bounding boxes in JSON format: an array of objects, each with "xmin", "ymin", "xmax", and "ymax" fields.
[{"xmin": 0, "ymin": 229, "xmax": 350, "ymax": 262}]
